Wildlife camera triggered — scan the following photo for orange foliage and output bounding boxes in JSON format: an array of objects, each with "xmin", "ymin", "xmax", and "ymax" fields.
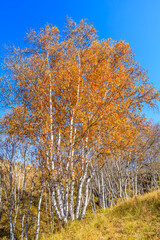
[{"xmin": 1, "ymin": 18, "xmax": 159, "ymax": 178}]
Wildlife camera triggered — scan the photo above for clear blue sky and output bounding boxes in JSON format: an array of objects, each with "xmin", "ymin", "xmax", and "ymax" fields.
[{"xmin": 0, "ymin": 0, "xmax": 160, "ymax": 123}]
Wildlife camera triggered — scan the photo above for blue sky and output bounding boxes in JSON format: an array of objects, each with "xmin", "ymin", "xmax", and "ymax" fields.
[{"xmin": 0, "ymin": 0, "xmax": 160, "ymax": 123}]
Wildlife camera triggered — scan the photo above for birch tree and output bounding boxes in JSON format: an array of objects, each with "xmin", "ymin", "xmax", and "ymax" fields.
[{"xmin": 1, "ymin": 18, "xmax": 159, "ymax": 226}]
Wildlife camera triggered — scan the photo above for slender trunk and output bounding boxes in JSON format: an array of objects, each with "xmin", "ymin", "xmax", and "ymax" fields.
[
  {"xmin": 35, "ymin": 184, "xmax": 43, "ymax": 240},
  {"xmin": 45, "ymin": 187, "xmax": 49, "ymax": 229},
  {"xmin": 55, "ymin": 183, "xmax": 66, "ymax": 222},
  {"xmin": 119, "ymin": 177, "xmax": 122, "ymax": 198},
  {"xmin": 25, "ymin": 176, "xmax": 35, "ymax": 240},
  {"xmin": 47, "ymin": 52, "xmax": 54, "ymax": 171},
  {"xmin": 64, "ymin": 184, "xmax": 69, "ymax": 220},
  {"xmin": 48, "ymin": 187, "xmax": 54, "ymax": 232},
  {"xmin": 9, "ymin": 161, "xmax": 15, "ymax": 240},
  {"xmin": 81, "ymin": 177, "xmax": 91, "ymax": 219},
  {"xmin": 75, "ymin": 181, "xmax": 83, "ymax": 219},
  {"xmin": 69, "ymin": 180, "xmax": 75, "ymax": 220},
  {"xmin": 69, "ymin": 112, "xmax": 76, "ymax": 221},
  {"xmin": 51, "ymin": 187, "xmax": 62, "ymax": 221},
  {"xmin": 21, "ymin": 161, "xmax": 26, "ymax": 240},
  {"xmin": 75, "ymin": 163, "xmax": 89, "ymax": 219},
  {"xmin": 50, "ymin": 79, "xmax": 54, "ymax": 170},
  {"xmin": 101, "ymin": 170, "xmax": 105, "ymax": 208},
  {"xmin": 135, "ymin": 159, "xmax": 138, "ymax": 196},
  {"xmin": 98, "ymin": 175, "xmax": 102, "ymax": 207},
  {"xmin": 125, "ymin": 179, "xmax": 128, "ymax": 199}
]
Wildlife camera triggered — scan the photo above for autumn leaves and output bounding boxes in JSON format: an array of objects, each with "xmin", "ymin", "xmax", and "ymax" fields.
[{"xmin": 1, "ymin": 18, "xmax": 159, "ymax": 228}]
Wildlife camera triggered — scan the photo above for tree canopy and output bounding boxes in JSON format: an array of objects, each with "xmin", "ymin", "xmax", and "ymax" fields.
[{"xmin": 0, "ymin": 18, "xmax": 160, "ymax": 239}]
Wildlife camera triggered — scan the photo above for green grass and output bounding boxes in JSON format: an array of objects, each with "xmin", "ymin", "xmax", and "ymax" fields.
[{"xmin": 41, "ymin": 190, "xmax": 160, "ymax": 240}]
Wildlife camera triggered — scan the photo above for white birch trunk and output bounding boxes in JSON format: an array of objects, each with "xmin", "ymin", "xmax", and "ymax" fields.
[
  {"xmin": 46, "ymin": 52, "xmax": 54, "ymax": 171},
  {"xmin": 135, "ymin": 158, "xmax": 138, "ymax": 196},
  {"xmin": 35, "ymin": 183, "xmax": 43, "ymax": 240},
  {"xmin": 64, "ymin": 184, "xmax": 69, "ymax": 220},
  {"xmin": 25, "ymin": 174, "xmax": 35, "ymax": 240},
  {"xmin": 75, "ymin": 181, "xmax": 83, "ymax": 219},
  {"xmin": 9, "ymin": 160, "xmax": 15, "ymax": 240},
  {"xmin": 69, "ymin": 180, "xmax": 75, "ymax": 220},
  {"xmin": 51, "ymin": 187, "xmax": 62, "ymax": 221},
  {"xmin": 44, "ymin": 187, "xmax": 49, "ymax": 231},
  {"xmin": 81, "ymin": 177, "xmax": 91, "ymax": 219},
  {"xmin": 69, "ymin": 112, "xmax": 76, "ymax": 221},
  {"xmin": 101, "ymin": 170, "xmax": 105, "ymax": 208},
  {"xmin": 49, "ymin": 77, "xmax": 54, "ymax": 170},
  {"xmin": 48, "ymin": 187, "xmax": 54, "ymax": 232},
  {"xmin": 21, "ymin": 161, "xmax": 26, "ymax": 240},
  {"xmin": 75, "ymin": 164, "xmax": 88, "ymax": 219}
]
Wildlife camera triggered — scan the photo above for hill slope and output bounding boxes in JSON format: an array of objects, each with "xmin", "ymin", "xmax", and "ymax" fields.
[{"xmin": 42, "ymin": 190, "xmax": 160, "ymax": 240}]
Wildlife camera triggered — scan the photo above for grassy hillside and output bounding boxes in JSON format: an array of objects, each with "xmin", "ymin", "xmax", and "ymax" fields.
[{"xmin": 41, "ymin": 190, "xmax": 160, "ymax": 240}]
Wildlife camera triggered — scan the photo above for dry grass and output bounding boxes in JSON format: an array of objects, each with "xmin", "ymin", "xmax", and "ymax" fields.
[{"xmin": 41, "ymin": 190, "xmax": 160, "ymax": 240}]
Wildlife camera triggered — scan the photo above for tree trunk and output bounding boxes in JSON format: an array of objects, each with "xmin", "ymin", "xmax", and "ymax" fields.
[{"xmin": 35, "ymin": 180, "xmax": 43, "ymax": 240}]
